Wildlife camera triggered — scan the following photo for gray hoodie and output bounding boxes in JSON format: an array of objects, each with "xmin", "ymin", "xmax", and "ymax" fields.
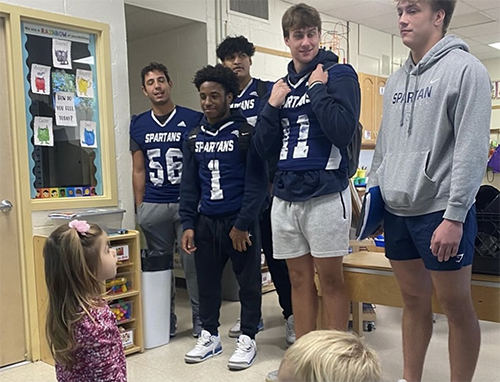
[{"xmin": 369, "ymin": 35, "xmax": 491, "ymax": 223}]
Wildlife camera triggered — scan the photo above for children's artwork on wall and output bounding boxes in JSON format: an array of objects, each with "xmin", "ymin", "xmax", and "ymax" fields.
[
  {"xmin": 34, "ymin": 116, "xmax": 54, "ymax": 146},
  {"xmin": 31, "ymin": 64, "xmax": 51, "ymax": 95},
  {"xmin": 54, "ymin": 91, "xmax": 77, "ymax": 126},
  {"xmin": 80, "ymin": 120, "xmax": 97, "ymax": 148},
  {"xmin": 76, "ymin": 69, "xmax": 94, "ymax": 98},
  {"xmin": 52, "ymin": 38, "xmax": 72, "ymax": 69},
  {"xmin": 22, "ymin": 21, "xmax": 103, "ymax": 199}
]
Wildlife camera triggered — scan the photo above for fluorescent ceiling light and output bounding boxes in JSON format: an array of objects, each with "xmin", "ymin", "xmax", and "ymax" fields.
[{"xmin": 488, "ymin": 42, "xmax": 500, "ymax": 51}]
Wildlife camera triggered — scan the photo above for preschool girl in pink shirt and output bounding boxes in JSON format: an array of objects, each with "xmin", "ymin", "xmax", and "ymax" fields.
[{"xmin": 44, "ymin": 220, "xmax": 127, "ymax": 382}]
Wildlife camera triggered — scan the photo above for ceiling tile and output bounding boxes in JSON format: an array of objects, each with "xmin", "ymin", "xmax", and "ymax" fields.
[
  {"xmin": 471, "ymin": 33, "xmax": 500, "ymax": 44},
  {"xmin": 468, "ymin": 44, "xmax": 499, "ymax": 54},
  {"xmin": 451, "ymin": 21, "xmax": 499, "ymax": 37},
  {"xmin": 472, "ymin": 51, "xmax": 498, "ymax": 60},
  {"xmin": 357, "ymin": 13, "xmax": 398, "ymax": 33},
  {"xmin": 463, "ymin": 0, "xmax": 500, "ymax": 11},
  {"xmin": 461, "ymin": 37, "xmax": 484, "ymax": 47},
  {"xmin": 325, "ymin": 2, "xmax": 394, "ymax": 23},
  {"xmin": 481, "ymin": 8, "xmax": 500, "ymax": 20},
  {"xmin": 453, "ymin": 1, "xmax": 477, "ymax": 16},
  {"xmin": 282, "ymin": 0, "xmax": 353, "ymax": 13},
  {"xmin": 125, "ymin": 6, "xmax": 195, "ymax": 43},
  {"xmin": 450, "ymin": 12, "xmax": 496, "ymax": 29}
]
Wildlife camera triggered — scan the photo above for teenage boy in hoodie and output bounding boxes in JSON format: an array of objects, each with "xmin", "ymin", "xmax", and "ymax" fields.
[
  {"xmin": 254, "ymin": 3, "xmax": 360, "ymax": 340},
  {"xmin": 180, "ymin": 64, "xmax": 268, "ymax": 370},
  {"xmin": 217, "ymin": 35, "xmax": 295, "ymax": 346},
  {"xmin": 368, "ymin": 1, "xmax": 491, "ymax": 381}
]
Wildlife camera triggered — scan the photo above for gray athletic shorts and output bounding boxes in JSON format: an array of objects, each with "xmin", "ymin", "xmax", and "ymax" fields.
[{"xmin": 271, "ymin": 188, "xmax": 351, "ymax": 260}]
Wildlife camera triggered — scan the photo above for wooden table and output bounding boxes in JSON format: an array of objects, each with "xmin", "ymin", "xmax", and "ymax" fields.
[{"xmin": 343, "ymin": 252, "xmax": 500, "ymax": 334}]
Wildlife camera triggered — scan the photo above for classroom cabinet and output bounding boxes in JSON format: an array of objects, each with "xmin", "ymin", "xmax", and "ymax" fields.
[{"xmin": 358, "ymin": 73, "xmax": 387, "ymax": 147}]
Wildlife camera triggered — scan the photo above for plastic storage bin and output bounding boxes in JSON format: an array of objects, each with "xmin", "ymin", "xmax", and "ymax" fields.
[
  {"xmin": 374, "ymin": 235, "xmax": 385, "ymax": 248},
  {"xmin": 109, "ymin": 300, "xmax": 133, "ymax": 323},
  {"xmin": 48, "ymin": 208, "xmax": 125, "ymax": 233},
  {"xmin": 106, "ymin": 272, "xmax": 133, "ymax": 295}
]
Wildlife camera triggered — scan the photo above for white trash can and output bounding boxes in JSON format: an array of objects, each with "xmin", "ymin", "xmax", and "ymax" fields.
[{"xmin": 141, "ymin": 270, "xmax": 171, "ymax": 349}]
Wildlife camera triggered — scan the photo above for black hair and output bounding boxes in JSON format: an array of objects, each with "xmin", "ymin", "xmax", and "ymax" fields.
[
  {"xmin": 140, "ymin": 62, "xmax": 171, "ymax": 87},
  {"xmin": 216, "ymin": 35, "xmax": 256, "ymax": 61},
  {"xmin": 192, "ymin": 64, "xmax": 239, "ymax": 99}
]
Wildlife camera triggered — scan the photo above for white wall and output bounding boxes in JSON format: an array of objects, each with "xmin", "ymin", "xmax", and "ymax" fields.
[
  {"xmin": 127, "ymin": 22, "xmax": 207, "ymax": 114},
  {"xmin": 2, "ymin": 0, "xmax": 134, "ymax": 234},
  {"xmin": 125, "ymin": 0, "xmax": 206, "ymax": 23}
]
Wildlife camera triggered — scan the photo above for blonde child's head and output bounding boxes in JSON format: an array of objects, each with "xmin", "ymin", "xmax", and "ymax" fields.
[
  {"xmin": 278, "ymin": 330, "xmax": 382, "ymax": 382},
  {"xmin": 44, "ymin": 220, "xmax": 117, "ymax": 368}
]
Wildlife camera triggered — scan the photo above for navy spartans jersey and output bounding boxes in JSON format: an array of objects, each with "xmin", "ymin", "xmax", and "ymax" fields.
[
  {"xmin": 192, "ymin": 121, "xmax": 247, "ymax": 216},
  {"xmin": 278, "ymin": 75, "xmax": 342, "ymax": 172},
  {"xmin": 230, "ymin": 78, "xmax": 272, "ymax": 126},
  {"xmin": 130, "ymin": 106, "xmax": 202, "ymax": 203}
]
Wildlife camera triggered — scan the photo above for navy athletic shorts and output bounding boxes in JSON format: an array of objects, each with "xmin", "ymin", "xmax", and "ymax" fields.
[{"xmin": 384, "ymin": 205, "xmax": 477, "ymax": 271}]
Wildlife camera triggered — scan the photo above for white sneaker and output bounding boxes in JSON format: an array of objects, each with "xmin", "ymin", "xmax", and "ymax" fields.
[
  {"xmin": 185, "ymin": 330, "xmax": 222, "ymax": 363},
  {"xmin": 285, "ymin": 315, "xmax": 296, "ymax": 346},
  {"xmin": 227, "ymin": 334, "xmax": 257, "ymax": 370},
  {"xmin": 266, "ymin": 370, "xmax": 279, "ymax": 382},
  {"xmin": 228, "ymin": 318, "xmax": 265, "ymax": 338}
]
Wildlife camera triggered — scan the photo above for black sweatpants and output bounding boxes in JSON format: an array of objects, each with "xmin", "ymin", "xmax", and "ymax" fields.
[
  {"xmin": 194, "ymin": 214, "xmax": 262, "ymax": 339},
  {"xmin": 260, "ymin": 201, "xmax": 293, "ymax": 319}
]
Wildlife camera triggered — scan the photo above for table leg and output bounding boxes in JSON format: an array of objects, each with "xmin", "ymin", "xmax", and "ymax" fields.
[{"xmin": 351, "ymin": 301, "xmax": 363, "ymax": 335}]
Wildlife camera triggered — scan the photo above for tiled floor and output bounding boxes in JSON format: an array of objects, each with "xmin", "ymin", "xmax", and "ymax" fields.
[{"xmin": 1, "ymin": 289, "xmax": 499, "ymax": 382}]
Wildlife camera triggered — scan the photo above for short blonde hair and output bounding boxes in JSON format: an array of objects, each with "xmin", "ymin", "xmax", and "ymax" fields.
[{"xmin": 280, "ymin": 330, "xmax": 381, "ymax": 382}]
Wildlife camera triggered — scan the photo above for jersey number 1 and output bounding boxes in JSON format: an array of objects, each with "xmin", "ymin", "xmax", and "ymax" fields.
[
  {"xmin": 280, "ymin": 114, "xmax": 310, "ymax": 160},
  {"xmin": 208, "ymin": 159, "xmax": 223, "ymax": 200}
]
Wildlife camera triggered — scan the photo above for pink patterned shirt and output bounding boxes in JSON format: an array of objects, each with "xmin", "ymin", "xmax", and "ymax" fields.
[{"xmin": 55, "ymin": 304, "xmax": 127, "ymax": 382}]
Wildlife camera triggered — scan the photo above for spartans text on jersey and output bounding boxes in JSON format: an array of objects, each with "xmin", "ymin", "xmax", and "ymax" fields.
[{"xmin": 144, "ymin": 131, "xmax": 182, "ymax": 143}]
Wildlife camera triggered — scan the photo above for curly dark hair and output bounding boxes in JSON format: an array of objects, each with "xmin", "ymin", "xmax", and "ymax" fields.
[
  {"xmin": 216, "ymin": 35, "xmax": 256, "ymax": 61},
  {"xmin": 192, "ymin": 64, "xmax": 239, "ymax": 99},
  {"xmin": 141, "ymin": 62, "xmax": 171, "ymax": 87}
]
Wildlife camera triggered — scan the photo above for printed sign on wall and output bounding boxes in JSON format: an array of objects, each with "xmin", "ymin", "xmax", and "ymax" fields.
[
  {"xmin": 80, "ymin": 120, "xmax": 97, "ymax": 148},
  {"xmin": 31, "ymin": 64, "xmax": 51, "ymax": 95},
  {"xmin": 52, "ymin": 38, "xmax": 72, "ymax": 69},
  {"xmin": 34, "ymin": 116, "xmax": 54, "ymax": 146},
  {"xmin": 76, "ymin": 69, "xmax": 94, "ymax": 98},
  {"xmin": 54, "ymin": 92, "xmax": 77, "ymax": 126}
]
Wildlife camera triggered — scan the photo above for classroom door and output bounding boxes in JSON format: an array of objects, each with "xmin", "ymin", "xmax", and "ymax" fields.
[{"xmin": 0, "ymin": 17, "xmax": 27, "ymax": 367}]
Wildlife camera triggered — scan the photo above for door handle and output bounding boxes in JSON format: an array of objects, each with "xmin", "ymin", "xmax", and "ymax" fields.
[{"xmin": 0, "ymin": 200, "xmax": 13, "ymax": 212}]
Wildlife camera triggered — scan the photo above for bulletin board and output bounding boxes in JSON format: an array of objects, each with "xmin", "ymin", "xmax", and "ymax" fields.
[{"xmin": 21, "ymin": 22, "xmax": 103, "ymax": 199}]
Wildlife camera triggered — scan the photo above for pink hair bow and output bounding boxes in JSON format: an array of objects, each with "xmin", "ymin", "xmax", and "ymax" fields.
[{"xmin": 69, "ymin": 219, "xmax": 90, "ymax": 235}]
